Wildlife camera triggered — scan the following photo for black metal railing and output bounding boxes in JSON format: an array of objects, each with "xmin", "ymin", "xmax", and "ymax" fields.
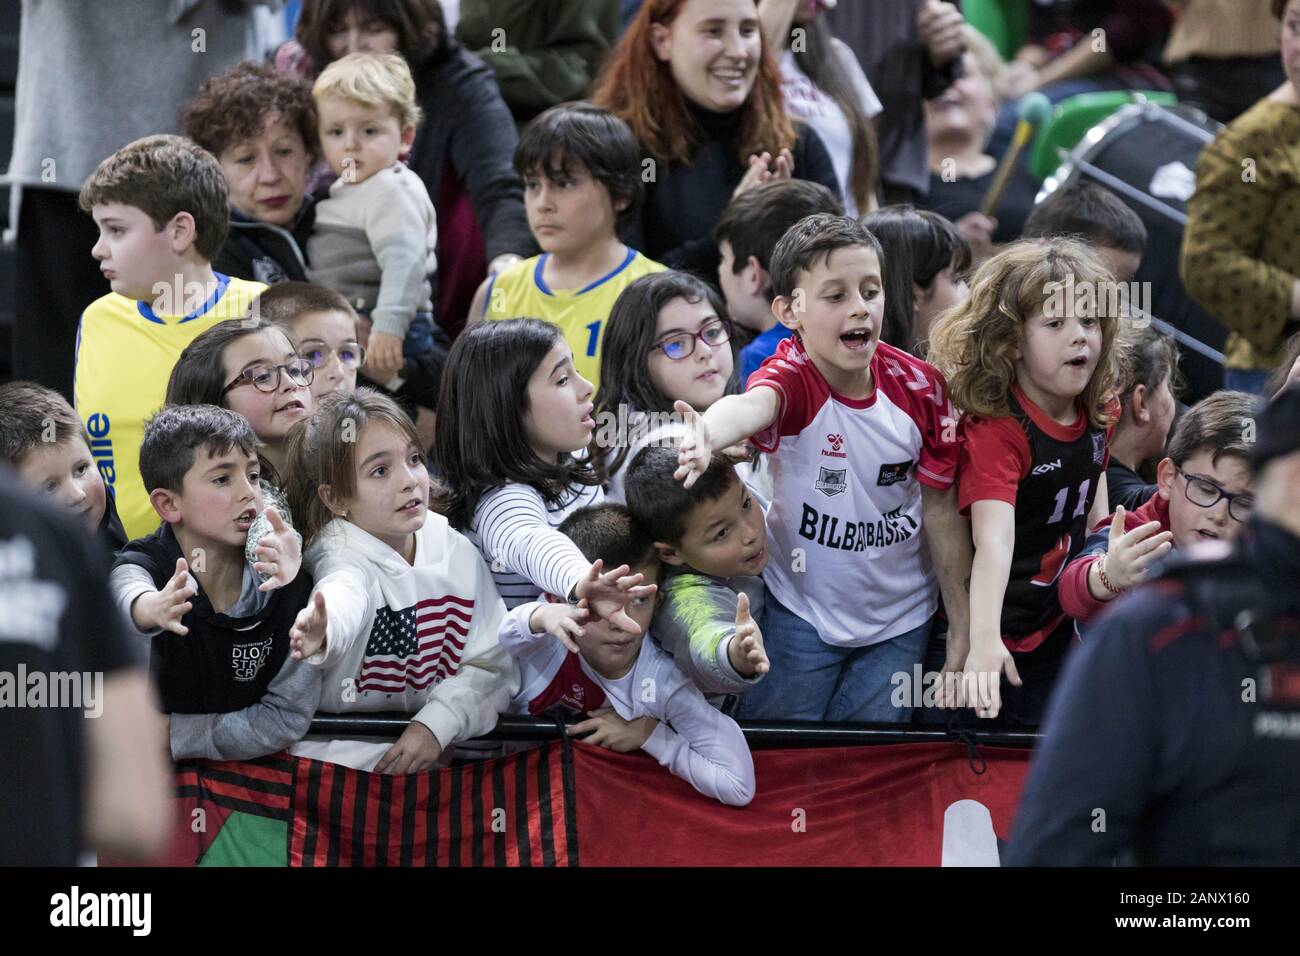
[{"xmin": 308, "ymin": 713, "xmax": 1042, "ymax": 749}]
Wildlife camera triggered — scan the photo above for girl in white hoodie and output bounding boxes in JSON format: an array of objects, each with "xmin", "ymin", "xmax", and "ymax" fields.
[{"xmin": 284, "ymin": 389, "xmax": 523, "ymax": 773}]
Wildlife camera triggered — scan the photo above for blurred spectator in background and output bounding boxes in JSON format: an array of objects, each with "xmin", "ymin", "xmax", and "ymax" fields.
[
  {"xmin": 920, "ymin": 26, "xmax": 1030, "ymax": 262},
  {"xmin": 760, "ymin": 0, "xmax": 882, "ymax": 217},
  {"xmin": 1002, "ymin": 0, "xmax": 1174, "ymax": 99},
  {"xmin": 6, "ymin": 0, "xmax": 278, "ymax": 402},
  {"xmin": 1181, "ymin": 0, "xmax": 1300, "ymax": 394},
  {"xmin": 1164, "ymin": 0, "xmax": 1285, "ymax": 124},
  {"xmin": 278, "ymin": 0, "xmax": 534, "ymax": 337},
  {"xmin": 456, "ymin": 0, "xmax": 622, "ymax": 129},
  {"xmin": 0, "ymin": 470, "xmax": 171, "ymax": 865},
  {"xmin": 824, "ymin": 0, "xmax": 966, "ymax": 205}
]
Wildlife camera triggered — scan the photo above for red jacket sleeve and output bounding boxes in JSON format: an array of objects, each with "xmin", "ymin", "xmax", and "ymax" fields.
[{"xmin": 1059, "ymin": 506, "xmax": 1146, "ymax": 623}]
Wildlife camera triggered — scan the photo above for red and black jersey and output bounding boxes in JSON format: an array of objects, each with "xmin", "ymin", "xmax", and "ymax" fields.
[{"xmin": 959, "ymin": 386, "xmax": 1113, "ymax": 652}]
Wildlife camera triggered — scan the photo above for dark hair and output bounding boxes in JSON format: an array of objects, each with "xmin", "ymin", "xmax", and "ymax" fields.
[
  {"xmin": 557, "ymin": 503, "xmax": 657, "ymax": 571},
  {"xmin": 1115, "ymin": 322, "xmax": 1182, "ymax": 415},
  {"xmin": 0, "ymin": 382, "xmax": 89, "ymax": 466},
  {"xmin": 1022, "ymin": 182, "xmax": 1148, "ymax": 255},
  {"xmin": 1165, "ymin": 390, "xmax": 1261, "ymax": 467},
  {"xmin": 286, "ymin": 388, "xmax": 424, "ymax": 544},
  {"xmin": 1273, "ymin": 0, "xmax": 1289, "ymax": 20},
  {"xmin": 769, "ymin": 213, "xmax": 884, "ymax": 300},
  {"xmin": 78, "ymin": 134, "xmax": 229, "ymax": 260},
  {"xmin": 714, "ymin": 179, "xmax": 844, "ymax": 299},
  {"xmin": 166, "ymin": 318, "xmax": 300, "ymax": 410},
  {"xmin": 181, "ymin": 61, "xmax": 319, "ymax": 163},
  {"xmin": 625, "ymin": 446, "xmax": 739, "ymax": 547},
  {"xmin": 789, "ymin": 17, "xmax": 879, "ymax": 214},
  {"xmin": 432, "ymin": 318, "xmax": 600, "ymax": 529},
  {"xmin": 140, "ymin": 404, "xmax": 259, "ymax": 494},
  {"xmin": 254, "ymin": 281, "xmax": 360, "ymax": 329},
  {"xmin": 861, "ymin": 205, "xmax": 971, "ymax": 353},
  {"xmin": 592, "ymin": 271, "xmax": 738, "ymax": 482},
  {"xmin": 514, "ymin": 102, "xmax": 644, "ymax": 236},
  {"xmin": 295, "ymin": 0, "xmax": 448, "ymax": 71}
]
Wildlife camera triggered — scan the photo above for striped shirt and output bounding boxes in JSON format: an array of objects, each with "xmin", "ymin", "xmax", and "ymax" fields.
[{"xmin": 468, "ymin": 480, "xmax": 604, "ymax": 608}]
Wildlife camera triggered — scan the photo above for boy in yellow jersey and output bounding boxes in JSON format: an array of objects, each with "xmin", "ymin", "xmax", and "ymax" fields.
[
  {"xmin": 75, "ymin": 135, "xmax": 266, "ymax": 539},
  {"xmin": 468, "ymin": 102, "xmax": 665, "ymax": 391}
]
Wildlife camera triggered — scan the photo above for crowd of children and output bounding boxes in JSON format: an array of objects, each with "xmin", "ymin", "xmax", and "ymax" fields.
[{"xmin": 5, "ymin": 2, "xmax": 1295, "ymax": 813}]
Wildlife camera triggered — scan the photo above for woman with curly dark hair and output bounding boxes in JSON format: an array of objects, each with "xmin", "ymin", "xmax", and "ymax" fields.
[{"xmin": 182, "ymin": 62, "xmax": 320, "ymax": 286}]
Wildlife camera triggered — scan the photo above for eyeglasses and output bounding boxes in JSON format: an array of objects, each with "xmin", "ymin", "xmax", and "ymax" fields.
[
  {"xmin": 221, "ymin": 359, "xmax": 314, "ymax": 396},
  {"xmin": 299, "ymin": 340, "xmax": 366, "ymax": 371},
  {"xmin": 1177, "ymin": 468, "xmax": 1254, "ymax": 523},
  {"xmin": 650, "ymin": 318, "xmax": 731, "ymax": 361}
]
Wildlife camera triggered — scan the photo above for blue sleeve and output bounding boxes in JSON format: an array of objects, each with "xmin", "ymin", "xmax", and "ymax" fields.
[{"xmin": 1005, "ymin": 591, "xmax": 1168, "ymax": 865}]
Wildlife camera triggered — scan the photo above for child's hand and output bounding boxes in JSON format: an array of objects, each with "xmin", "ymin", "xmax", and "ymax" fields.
[
  {"xmin": 134, "ymin": 558, "xmax": 194, "ymax": 635},
  {"xmin": 961, "ymin": 641, "xmax": 1021, "ymax": 719},
  {"xmin": 937, "ymin": 629, "xmax": 970, "ymax": 709},
  {"xmin": 364, "ymin": 331, "xmax": 405, "ymax": 384},
  {"xmin": 375, "ymin": 720, "xmax": 442, "ymax": 774},
  {"xmin": 1102, "ymin": 506, "xmax": 1174, "ymax": 592},
  {"xmin": 568, "ymin": 708, "xmax": 658, "ymax": 753},
  {"xmin": 727, "ymin": 591, "xmax": 769, "ymax": 678},
  {"xmin": 254, "ymin": 507, "xmax": 302, "ymax": 592},
  {"xmin": 290, "ymin": 590, "xmax": 328, "ymax": 661},
  {"xmin": 529, "ymin": 600, "xmax": 588, "ymax": 653},
  {"xmin": 573, "ymin": 560, "xmax": 657, "ymax": 635},
  {"xmin": 673, "ymin": 400, "xmax": 713, "ymax": 489}
]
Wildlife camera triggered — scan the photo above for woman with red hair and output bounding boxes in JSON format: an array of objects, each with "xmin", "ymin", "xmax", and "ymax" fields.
[{"xmin": 592, "ymin": 0, "xmax": 840, "ymax": 278}]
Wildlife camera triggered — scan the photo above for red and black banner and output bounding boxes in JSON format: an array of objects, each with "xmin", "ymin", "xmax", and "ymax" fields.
[{"xmin": 128, "ymin": 738, "xmax": 1031, "ymax": 867}]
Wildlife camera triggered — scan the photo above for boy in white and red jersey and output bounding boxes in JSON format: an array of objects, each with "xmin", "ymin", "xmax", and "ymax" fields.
[{"xmin": 675, "ymin": 214, "xmax": 972, "ymax": 722}]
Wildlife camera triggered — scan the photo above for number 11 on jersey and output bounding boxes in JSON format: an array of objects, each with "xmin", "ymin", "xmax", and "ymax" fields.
[{"xmin": 1047, "ymin": 478, "xmax": 1092, "ymax": 525}]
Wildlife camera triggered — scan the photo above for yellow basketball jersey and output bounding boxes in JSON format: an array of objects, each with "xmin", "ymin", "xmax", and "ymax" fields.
[
  {"xmin": 74, "ymin": 274, "xmax": 267, "ymax": 540},
  {"xmin": 484, "ymin": 249, "xmax": 666, "ymax": 391}
]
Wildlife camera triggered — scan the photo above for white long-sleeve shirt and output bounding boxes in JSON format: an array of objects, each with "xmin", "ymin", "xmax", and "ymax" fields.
[
  {"xmin": 499, "ymin": 603, "xmax": 755, "ymax": 807},
  {"xmin": 292, "ymin": 513, "xmax": 519, "ymax": 772},
  {"xmin": 468, "ymin": 481, "xmax": 603, "ymax": 609}
]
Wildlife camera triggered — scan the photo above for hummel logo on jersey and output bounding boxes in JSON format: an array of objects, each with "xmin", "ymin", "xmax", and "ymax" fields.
[
  {"xmin": 822, "ymin": 433, "xmax": 847, "ymax": 459},
  {"xmin": 1032, "ymin": 459, "xmax": 1062, "ymax": 475},
  {"xmin": 878, "ymin": 461, "xmax": 912, "ymax": 486}
]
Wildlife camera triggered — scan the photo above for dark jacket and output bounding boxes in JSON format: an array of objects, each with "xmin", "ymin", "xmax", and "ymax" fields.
[
  {"xmin": 114, "ymin": 523, "xmax": 313, "ymax": 716},
  {"xmin": 408, "ymin": 45, "xmax": 536, "ymax": 265},
  {"xmin": 212, "ymin": 197, "xmax": 317, "ymax": 286},
  {"xmin": 1007, "ymin": 519, "xmax": 1300, "ymax": 865},
  {"xmin": 632, "ymin": 102, "xmax": 841, "ymax": 281}
]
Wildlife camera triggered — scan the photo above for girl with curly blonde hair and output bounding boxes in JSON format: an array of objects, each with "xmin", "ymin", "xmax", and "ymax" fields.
[{"xmin": 927, "ymin": 238, "xmax": 1122, "ymax": 727}]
